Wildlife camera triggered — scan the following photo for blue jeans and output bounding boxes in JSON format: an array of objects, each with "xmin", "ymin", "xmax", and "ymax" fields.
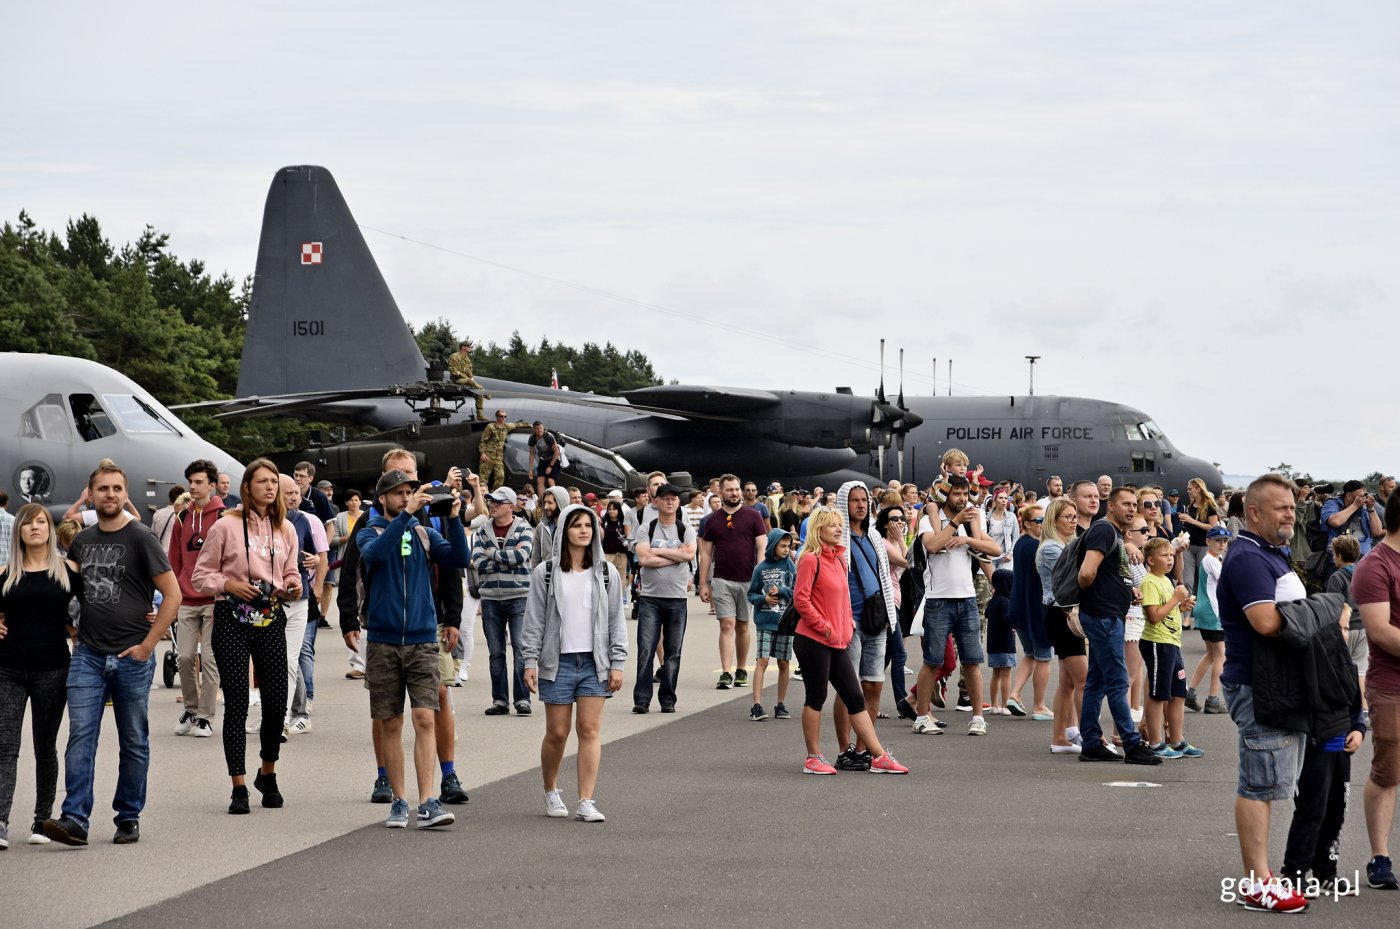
[
  {"xmin": 884, "ymin": 627, "xmax": 909, "ymax": 703},
  {"xmin": 633, "ymin": 597, "xmax": 688, "ymax": 709},
  {"xmin": 293, "ymin": 614, "xmax": 318, "ymax": 715},
  {"xmin": 1079, "ymin": 613, "xmax": 1140, "ymax": 752},
  {"xmin": 482, "ymin": 597, "xmax": 528, "ymax": 707},
  {"xmin": 60, "ymin": 644, "xmax": 156, "ymax": 830}
]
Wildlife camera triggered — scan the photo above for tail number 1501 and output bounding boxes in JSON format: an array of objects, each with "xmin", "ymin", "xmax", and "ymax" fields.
[{"xmin": 293, "ymin": 320, "xmax": 324, "ymax": 337}]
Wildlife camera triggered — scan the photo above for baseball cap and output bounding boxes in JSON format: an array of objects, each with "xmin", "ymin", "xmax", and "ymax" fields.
[
  {"xmin": 315, "ymin": 479, "xmax": 333, "ymax": 489},
  {"xmin": 654, "ymin": 483, "xmax": 684, "ymax": 498},
  {"xmin": 1167, "ymin": 489, "xmax": 1180, "ymax": 496},
  {"xmin": 584, "ymin": 492, "xmax": 597, "ymax": 501},
  {"xmin": 767, "ymin": 482, "xmax": 781, "ymax": 493},
  {"xmin": 374, "ymin": 469, "xmax": 420, "ymax": 497},
  {"xmin": 607, "ymin": 489, "xmax": 624, "ymax": 499},
  {"xmin": 1343, "ymin": 479, "xmax": 1366, "ymax": 494},
  {"xmin": 1206, "ymin": 526, "xmax": 1233, "ymax": 540},
  {"xmin": 487, "ymin": 487, "xmax": 518, "ymax": 506}
]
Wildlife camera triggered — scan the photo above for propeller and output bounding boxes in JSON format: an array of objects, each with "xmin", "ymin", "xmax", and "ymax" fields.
[
  {"xmin": 896, "ymin": 348, "xmax": 906, "ymax": 481},
  {"xmin": 876, "ymin": 339, "xmax": 886, "ymax": 481}
]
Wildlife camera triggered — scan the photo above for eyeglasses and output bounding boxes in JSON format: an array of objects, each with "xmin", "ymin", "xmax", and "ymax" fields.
[{"xmin": 725, "ymin": 513, "xmax": 733, "ymax": 528}]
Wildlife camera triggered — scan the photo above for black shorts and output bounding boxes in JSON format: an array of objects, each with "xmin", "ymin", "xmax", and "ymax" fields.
[
  {"xmin": 1044, "ymin": 604, "xmax": 1086, "ymax": 659},
  {"xmin": 1139, "ymin": 640, "xmax": 1187, "ymax": 701},
  {"xmin": 1197, "ymin": 627, "xmax": 1225, "ymax": 644}
]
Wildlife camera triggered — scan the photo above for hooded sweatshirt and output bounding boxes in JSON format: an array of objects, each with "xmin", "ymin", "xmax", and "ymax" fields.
[
  {"xmin": 794, "ymin": 543, "xmax": 853, "ymax": 649},
  {"xmin": 169, "ymin": 494, "xmax": 226, "ymax": 606},
  {"xmin": 530, "ymin": 486, "xmax": 573, "ymax": 569},
  {"xmin": 521, "ymin": 503, "xmax": 628, "ymax": 682},
  {"xmin": 356, "ymin": 506, "xmax": 470, "ymax": 645},
  {"xmin": 836, "ymin": 481, "xmax": 898, "ymax": 634},
  {"xmin": 747, "ymin": 528, "xmax": 797, "ymax": 631},
  {"xmin": 985, "ymin": 567, "xmax": 1015, "ymax": 656}
]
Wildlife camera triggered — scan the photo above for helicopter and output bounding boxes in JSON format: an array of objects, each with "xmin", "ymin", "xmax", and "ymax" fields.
[
  {"xmin": 0, "ymin": 352, "xmax": 244, "ymax": 521},
  {"xmin": 180, "ymin": 165, "xmax": 1221, "ymax": 494}
]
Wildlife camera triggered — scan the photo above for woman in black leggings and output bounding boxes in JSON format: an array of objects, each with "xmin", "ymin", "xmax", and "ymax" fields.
[
  {"xmin": 791, "ymin": 508, "xmax": 907, "ymax": 776},
  {"xmin": 193, "ymin": 459, "xmax": 302, "ymax": 814},
  {"xmin": 0, "ymin": 504, "xmax": 81, "ymax": 848}
]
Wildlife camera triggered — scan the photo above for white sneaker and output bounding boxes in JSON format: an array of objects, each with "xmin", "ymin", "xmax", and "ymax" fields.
[
  {"xmin": 249, "ymin": 689, "xmax": 261, "ymax": 706},
  {"xmin": 289, "ymin": 716, "xmax": 311, "ymax": 735},
  {"xmin": 575, "ymin": 798, "xmax": 606, "ymax": 822},
  {"xmin": 544, "ymin": 789, "xmax": 568, "ymax": 818},
  {"xmin": 912, "ymin": 715, "xmax": 942, "ymax": 735},
  {"xmin": 245, "ymin": 715, "xmax": 260, "ymax": 733},
  {"xmin": 1129, "ymin": 706, "xmax": 1144, "ymax": 724},
  {"xmin": 968, "ymin": 716, "xmax": 988, "ymax": 736},
  {"xmin": 174, "ymin": 711, "xmax": 196, "ymax": 735},
  {"xmin": 192, "ymin": 718, "xmax": 215, "ymax": 738}
]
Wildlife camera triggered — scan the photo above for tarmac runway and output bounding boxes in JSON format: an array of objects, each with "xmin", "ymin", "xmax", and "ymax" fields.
[{"xmin": 2, "ymin": 597, "xmax": 1393, "ymax": 927}]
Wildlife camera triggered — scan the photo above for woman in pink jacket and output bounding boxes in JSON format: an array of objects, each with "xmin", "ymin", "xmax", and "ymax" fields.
[
  {"xmin": 193, "ymin": 458, "xmax": 302, "ymax": 814},
  {"xmin": 792, "ymin": 508, "xmax": 908, "ymax": 776}
]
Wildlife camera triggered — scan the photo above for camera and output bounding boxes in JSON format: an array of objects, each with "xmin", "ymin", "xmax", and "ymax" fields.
[
  {"xmin": 424, "ymin": 486, "xmax": 457, "ymax": 517},
  {"xmin": 249, "ymin": 579, "xmax": 275, "ymax": 610},
  {"xmin": 1313, "ymin": 482, "xmax": 1335, "ymax": 496}
]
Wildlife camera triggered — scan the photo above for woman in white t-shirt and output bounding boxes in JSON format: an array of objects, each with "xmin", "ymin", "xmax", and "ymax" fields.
[{"xmin": 521, "ymin": 505, "xmax": 627, "ymax": 823}]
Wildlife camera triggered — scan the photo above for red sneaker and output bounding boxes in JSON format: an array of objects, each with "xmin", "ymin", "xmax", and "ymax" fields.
[
  {"xmin": 869, "ymin": 752, "xmax": 909, "ymax": 774},
  {"xmin": 803, "ymin": 755, "xmax": 837, "ymax": 775},
  {"xmin": 1240, "ymin": 876, "xmax": 1309, "ymax": 913}
]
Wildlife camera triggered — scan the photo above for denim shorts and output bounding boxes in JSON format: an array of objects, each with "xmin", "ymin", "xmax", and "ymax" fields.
[
  {"xmin": 1222, "ymin": 681, "xmax": 1305, "ymax": 802},
  {"xmin": 922, "ymin": 597, "xmax": 984, "ymax": 665},
  {"xmin": 845, "ymin": 628, "xmax": 887, "ymax": 682},
  {"xmin": 538, "ymin": 652, "xmax": 610, "ymax": 705},
  {"xmin": 987, "ymin": 652, "xmax": 1016, "ymax": 669}
]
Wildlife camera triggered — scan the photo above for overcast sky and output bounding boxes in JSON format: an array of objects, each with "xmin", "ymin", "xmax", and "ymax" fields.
[{"xmin": 4, "ymin": 1, "xmax": 1396, "ymax": 478}]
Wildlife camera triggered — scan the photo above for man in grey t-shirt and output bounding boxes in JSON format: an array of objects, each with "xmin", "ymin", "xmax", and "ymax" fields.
[
  {"xmin": 632, "ymin": 484, "xmax": 696, "ymax": 713},
  {"xmin": 45, "ymin": 461, "xmax": 181, "ymax": 847}
]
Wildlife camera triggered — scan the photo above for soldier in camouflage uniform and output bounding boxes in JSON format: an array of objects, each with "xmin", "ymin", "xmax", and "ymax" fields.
[
  {"xmin": 479, "ymin": 410, "xmax": 529, "ymax": 491},
  {"xmin": 448, "ymin": 340, "xmax": 489, "ymax": 420}
]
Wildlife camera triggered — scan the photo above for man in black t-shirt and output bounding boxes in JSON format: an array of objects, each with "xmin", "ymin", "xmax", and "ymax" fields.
[
  {"xmin": 1075, "ymin": 486, "xmax": 1158, "ymax": 766},
  {"xmin": 45, "ymin": 461, "xmax": 181, "ymax": 847}
]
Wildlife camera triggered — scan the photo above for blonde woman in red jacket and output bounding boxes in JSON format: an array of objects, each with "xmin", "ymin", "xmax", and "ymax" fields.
[{"xmin": 792, "ymin": 508, "xmax": 908, "ymax": 776}]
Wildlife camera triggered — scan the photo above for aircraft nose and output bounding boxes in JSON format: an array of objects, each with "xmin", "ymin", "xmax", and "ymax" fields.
[{"xmin": 1166, "ymin": 455, "xmax": 1223, "ymax": 493}]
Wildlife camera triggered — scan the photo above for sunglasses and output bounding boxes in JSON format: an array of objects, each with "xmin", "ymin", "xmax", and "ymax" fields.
[
  {"xmin": 1128, "ymin": 527, "xmax": 1149, "ymax": 534},
  {"xmin": 1029, "ymin": 517, "xmax": 1045, "ymax": 524},
  {"xmin": 1141, "ymin": 500, "xmax": 1159, "ymax": 508}
]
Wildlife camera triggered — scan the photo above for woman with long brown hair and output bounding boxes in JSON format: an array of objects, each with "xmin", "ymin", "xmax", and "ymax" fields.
[
  {"xmin": 1037, "ymin": 498, "xmax": 1087, "ymax": 754},
  {"xmin": 1177, "ymin": 478, "xmax": 1220, "ymax": 596},
  {"xmin": 193, "ymin": 458, "xmax": 301, "ymax": 814}
]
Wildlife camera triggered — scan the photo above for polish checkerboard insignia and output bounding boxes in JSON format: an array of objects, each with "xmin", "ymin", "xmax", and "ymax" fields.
[{"xmin": 301, "ymin": 242, "xmax": 323, "ymax": 265}]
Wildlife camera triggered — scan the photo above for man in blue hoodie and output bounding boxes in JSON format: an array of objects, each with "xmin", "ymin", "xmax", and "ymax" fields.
[{"xmin": 358, "ymin": 469, "xmax": 471, "ymax": 830}]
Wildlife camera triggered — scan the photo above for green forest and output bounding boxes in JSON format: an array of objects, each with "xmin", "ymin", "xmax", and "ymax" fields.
[{"xmin": 0, "ymin": 211, "xmax": 663, "ymax": 461}]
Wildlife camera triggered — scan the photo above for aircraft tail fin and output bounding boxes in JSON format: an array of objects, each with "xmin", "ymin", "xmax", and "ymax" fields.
[{"xmin": 237, "ymin": 166, "xmax": 427, "ymax": 397}]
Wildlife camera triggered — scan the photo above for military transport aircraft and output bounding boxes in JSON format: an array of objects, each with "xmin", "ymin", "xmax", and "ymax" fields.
[
  {"xmin": 1, "ymin": 353, "xmax": 244, "ymax": 519},
  {"xmin": 184, "ymin": 165, "xmax": 1224, "ymax": 493}
]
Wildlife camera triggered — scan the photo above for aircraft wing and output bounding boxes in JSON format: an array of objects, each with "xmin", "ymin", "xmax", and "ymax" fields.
[{"xmin": 619, "ymin": 385, "xmax": 782, "ymax": 415}]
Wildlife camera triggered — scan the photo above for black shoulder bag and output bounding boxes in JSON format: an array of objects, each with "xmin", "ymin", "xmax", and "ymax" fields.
[
  {"xmin": 852, "ymin": 537, "xmax": 889, "ymax": 636},
  {"xmin": 777, "ymin": 555, "xmax": 819, "ymax": 636}
]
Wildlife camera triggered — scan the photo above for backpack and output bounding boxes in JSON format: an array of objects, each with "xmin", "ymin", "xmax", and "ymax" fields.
[
  {"xmin": 1050, "ymin": 534, "xmax": 1088, "ymax": 607},
  {"xmin": 645, "ymin": 517, "xmax": 687, "ymax": 546},
  {"xmin": 543, "ymin": 559, "xmax": 612, "ymax": 593},
  {"xmin": 898, "ymin": 540, "xmax": 927, "ymax": 637}
]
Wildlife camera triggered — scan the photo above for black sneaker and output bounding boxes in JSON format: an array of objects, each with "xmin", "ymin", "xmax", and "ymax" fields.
[
  {"xmin": 659, "ymin": 704, "xmax": 676, "ymax": 713},
  {"xmin": 773, "ymin": 703, "xmax": 791, "ymax": 720},
  {"xmin": 371, "ymin": 775, "xmax": 393, "ymax": 803},
  {"xmin": 734, "ymin": 669, "xmax": 749, "ymax": 686},
  {"xmin": 42, "ymin": 817, "xmax": 88, "ymax": 846},
  {"xmin": 955, "ymin": 691, "xmax": 974, "ymax": 712},
  {"xmin": 229, "ymin": 786, "xmax": 250, "ymax": 815},
  {"xmin": 1078, "ymin": 744, "xmax": 1122, "ymax": 763},
  {"xmin": 1123, "ymin": 742, "xmax": 1164, "ymax": 766},
  {"xmin": 113, "ymin": 820, "xmax": 140, "ymax": 844},
  {"xmin": 1368, "ymin": 855, "xmax": 1399, "ymax": 889},
  {"xmin": 749, "ymin": 703, "xmax": 768, "ymax": 721},
  {"xmin": 931, "ymin": 679, "xmax": 948, "ymax": 709},
  {"xmin": 484, "ymin": 704, "xmax": 510, "ymax": 716},
  {"xmin": 835, "ymin": 745, "xmax": 872, "ymax": 771},
  {"xmin": 632, "ymin": 704, "xmax": 649, "ymax": 714},
  {"xmin": 253, "ymin": 770, "xmax": 284, "ymax": 808},
  {"xmin": 716, "ymin": 672, "xmax": 733, "ymax": 690},
  {"xmin": 514, "ymin": 702, "xmax": 532, "ymax": 716},
  {"xmin": 440, "ymin": 772, "xmax": 470, "ymax": 804}
]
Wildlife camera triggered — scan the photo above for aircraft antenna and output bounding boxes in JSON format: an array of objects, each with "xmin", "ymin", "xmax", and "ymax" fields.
[{"xmin": 1025, "ymin": 355, "xmax": 1041, "ymax": 396}]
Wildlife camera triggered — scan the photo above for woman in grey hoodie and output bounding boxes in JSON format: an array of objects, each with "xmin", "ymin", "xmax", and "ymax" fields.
[{"xmin": 522, "ymin": 503, "xmax": 628, "ymax": 822}]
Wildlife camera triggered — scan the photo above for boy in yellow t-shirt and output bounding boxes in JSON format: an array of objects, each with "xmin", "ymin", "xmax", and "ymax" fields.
[{"xmin": 1139, "ymin": 538, "xmax": 1203, "ymax": 759}]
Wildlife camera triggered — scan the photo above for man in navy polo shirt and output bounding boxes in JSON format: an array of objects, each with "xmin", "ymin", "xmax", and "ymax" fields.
[{"xmin": 1217, "ymin": 473, "xmax": 1310, "ymax": 913}]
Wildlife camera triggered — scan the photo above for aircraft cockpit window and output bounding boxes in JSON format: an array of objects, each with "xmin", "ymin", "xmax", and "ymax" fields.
[
  {"xmin": 503, "ymin": 434, "xmax": 624, "ymax": 489},
  {"xmin": 69, "ymin": 394, "xmax": 116, "ymax": 441},
  {"xmin": 1140, "ymin": 420, "xmax": 1163, "ymax": 440},
  {"xmin": 1131, "ymin": 452, "xmax": 1156, "ymax": 473},
  {"xmin": 103, "ymin": 394, "xmax": 179, "ymax": 435},
  {"xmin": 1124, "ymin": 423, "xmax": 1145, "ymax": 441},
  {"xmin": 21, "ymin": 394, "xmax": 73, "ymax": 442}
]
